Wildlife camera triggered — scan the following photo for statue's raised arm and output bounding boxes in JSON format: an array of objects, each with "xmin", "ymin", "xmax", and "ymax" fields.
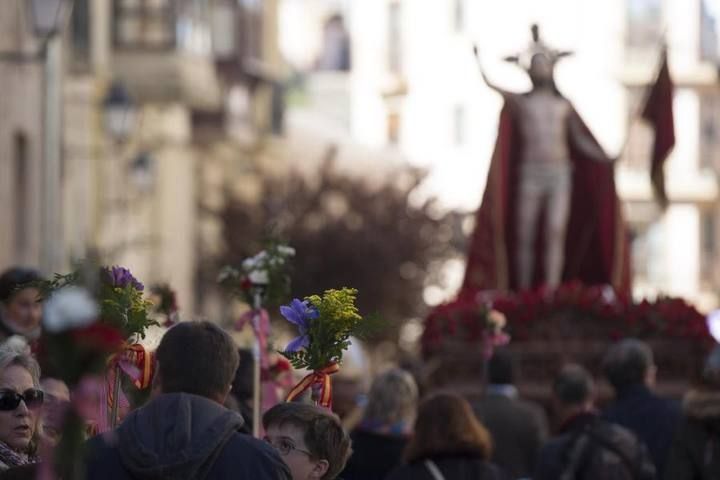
[{"xmin": 473, "ymin": 44, "xmax": 516, "ymax": 99}]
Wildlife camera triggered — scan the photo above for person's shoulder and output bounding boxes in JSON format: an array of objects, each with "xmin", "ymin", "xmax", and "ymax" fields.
[
  {"xmin": 595, "ymin": 418, "xmax": 647, "ymax": 451},
  {"xmin": 471, "ymin": 459, "xmax": 510, "ymax": 479},
  {"xmin": 214, "ymin": 432, "xmax": 292, "ymax": 479},
  {"xmin": 384, "ymin": 462, "xmax": 424, "ymax": 480},
  {"xmin": 84, "ymin": 432, "xmax": 128, "ymax": 479},
  {"xmin": 516, "ymin": 397, "xmax": 547, "ymax": 415},
  {"xmin": 651, "ymin": 391, "xmax": 682, "ymax": 414},
  {"xmin": 223, "ymin": 432, "xmax": 279, "ymax": 458},
  {"xmin": 85, "ymin": 431, "xmax": 120, "ymax": 460}
]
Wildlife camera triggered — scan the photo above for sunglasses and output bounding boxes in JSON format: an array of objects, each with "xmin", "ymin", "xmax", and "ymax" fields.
[{"xmin": 0, "ymin": 389, "xmax": 44, "ymax": 411}]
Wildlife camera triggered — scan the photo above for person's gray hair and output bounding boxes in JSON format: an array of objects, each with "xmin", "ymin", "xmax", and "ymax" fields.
[
  {"xmin": 554, "ymin": 364, "xmax": 594, "ymax": 405},
  {"xmin": 362, "ymin": 368, "xmax": 418, "ymax": 426},
  {"xmin": 0, "ymin": 338, "xmax": 40, "ymax": 387},
  {"xmin": 602, "ymin": 338, "xmax": 654, "ymax": 392}
]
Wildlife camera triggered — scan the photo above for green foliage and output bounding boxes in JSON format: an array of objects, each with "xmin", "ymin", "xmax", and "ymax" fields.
[
  {"xmin": 282, "ymin": 288, "xmax": 363, "ymax": 371},
  {"xmin": 100, "ymin": 285, "xmax": 155, "ymax": 339},
  {"xmin": 38, "ymin": 262, "xmax": 156, "ymax": 340}
]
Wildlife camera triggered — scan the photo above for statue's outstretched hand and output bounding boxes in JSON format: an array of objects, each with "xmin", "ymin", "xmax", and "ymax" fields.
[{"xmin": 474, "ymin": 44, "xmax": 512, "ymax": 98}]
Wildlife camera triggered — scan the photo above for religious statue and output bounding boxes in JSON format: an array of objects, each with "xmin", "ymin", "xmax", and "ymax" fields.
[{"xmin": 462, "ymin": 25, "xmax": 631, "ymax": 295}]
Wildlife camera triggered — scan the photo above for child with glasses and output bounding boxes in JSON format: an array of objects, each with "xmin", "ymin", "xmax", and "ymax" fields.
[{"xmin": 263, "ymin": 402, "xmax": 352, "ymax": 480}]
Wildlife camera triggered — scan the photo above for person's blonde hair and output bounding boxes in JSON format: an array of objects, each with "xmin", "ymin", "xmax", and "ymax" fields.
[
  {"xmin": 363, "ymin": 368, "xmax": 418, "ymax": 426},
  {"xmin": 0, "ymin": 338, "xmax": 40, "ymax": 387}
]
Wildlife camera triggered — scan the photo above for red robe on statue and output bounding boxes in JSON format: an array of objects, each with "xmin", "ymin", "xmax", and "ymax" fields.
[{"xmin": 461, "ymin": 101, "xmax": 632, "ymax": 296}]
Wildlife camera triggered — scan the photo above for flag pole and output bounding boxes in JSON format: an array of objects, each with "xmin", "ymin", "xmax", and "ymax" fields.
[{"xmin": 252, "ymin": 290, "xmax": 262, "ymax": 438}]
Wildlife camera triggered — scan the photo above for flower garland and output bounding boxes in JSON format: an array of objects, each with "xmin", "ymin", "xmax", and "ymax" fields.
[{"xmin": 422, "ymin": 282, "xmax": 711, "ymax": 356}]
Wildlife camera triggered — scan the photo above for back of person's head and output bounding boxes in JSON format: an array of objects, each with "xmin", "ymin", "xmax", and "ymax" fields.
[
  {"xmin": 155, "ymin": 321, "xmax": 239, "ymax": 401},
  {"xmin": 231, "ymin": 348, "xmax": 254, "ymax": 402},
  {"xmin": 362, "ymin": 368, "xmax": 418, "ymax": 428},
  {"xmin": 703, "ymin": 345, "xmax": 720, "ymax": 388},
  {"xmin": 487, "ymin": 348, "xmax": 514, "ymax": 385},
  {"xmin": 404, "ymin": 392, "xmax": 492, "ymax": 463},
  {"xmin": 263, "ymin": 402, "xmax": 352, "ymax": 480},
  {"xmin": 0, "ymin": 268, "xmax": 42, "ymax": 304},
  {"xmin": 602, "ymin": 338, "xmax": 654, "ymax": 392},
  {"xmin": 554, "ymin": 364, "xmax": 594, "ymax": 406}
]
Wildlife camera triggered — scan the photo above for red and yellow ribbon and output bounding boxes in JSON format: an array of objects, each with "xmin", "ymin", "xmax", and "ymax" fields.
[
  {"xmin": 285, "ymin": 363, "xmax": 340, "ymax": 409},
  {"xmin": 99, "ymin": 344, "xmax": 154, "ymax": 432}
]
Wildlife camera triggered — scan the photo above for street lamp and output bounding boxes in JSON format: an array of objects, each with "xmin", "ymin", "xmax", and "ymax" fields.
[
  {"xmin": 28, "ymin": 0, "xmax": 73, "ymax": 41},
  {"xmin": 103, "ymin": 82, "xmax": 136, "ymax": 144},
  {"xmin": 0, "ymin": 0, "xmax": 75, "ymax": 273},
  {"xmin": 25, "ymin": 0, "xmax": 75, "ymax": 275}
]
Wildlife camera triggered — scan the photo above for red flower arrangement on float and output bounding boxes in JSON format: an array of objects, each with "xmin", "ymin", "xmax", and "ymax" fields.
[{"xmin": 422, "ymin": 281, "xmax": 711, "ymax": 356}]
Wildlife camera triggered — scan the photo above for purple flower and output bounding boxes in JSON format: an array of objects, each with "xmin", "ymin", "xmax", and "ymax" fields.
[
  {"xmin": 281, "ymin": 299, "xmax": 319, "ymax": 352},
  {"xmin": 102, "ymin": 266, "xmax": 144, "ymax": 292}
]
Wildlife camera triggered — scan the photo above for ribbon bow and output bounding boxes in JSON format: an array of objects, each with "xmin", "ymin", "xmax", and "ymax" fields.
[
  {"xmin": 98, "ymin": 344, "xmax": 154, "ymax": 432},
  {"xmin": 285, "ymin": 363, "xmax": 340, "ymax": 409}
]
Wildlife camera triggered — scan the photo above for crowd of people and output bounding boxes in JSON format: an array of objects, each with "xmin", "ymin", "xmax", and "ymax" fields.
[{"xmin": 0, "ymin": 265, "xmax": 719, "ymax": 479}]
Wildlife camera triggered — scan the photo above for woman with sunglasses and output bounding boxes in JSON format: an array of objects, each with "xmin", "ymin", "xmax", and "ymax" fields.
[{"xmin": 0, "ymin": 342, "xmax": 43, "ymax": 471}]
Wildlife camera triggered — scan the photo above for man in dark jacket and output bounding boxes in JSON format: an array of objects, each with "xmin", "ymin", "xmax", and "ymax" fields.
[
  {"xmin": 535, "ymin": 364, "xmax": 656, "ymax": 480},
  {"xmin": 85, "ymin": 321, "xmax": 291, "ymax": 480},
  {"xmin": 601, "ymin": 339, "xmax": 680, "ymax": 477},
  {"xmin": 664, "ymin": 345, "xmax": 720, "ymax": 480},
  {"xmin": 471, "ymin": 348, "xmax": 548, "ymax": 478}
]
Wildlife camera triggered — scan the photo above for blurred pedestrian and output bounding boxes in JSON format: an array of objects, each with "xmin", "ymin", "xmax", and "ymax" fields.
[
  {"xmin": 602, "ymin": 339, "xmax": 680, "ymax": 476},
  {"xmin": 0, "ymin": 269, "xmax": 43, "ymax": 343},
  {"xmin": 534, "ymin": 364, "xmax": 655, "ymax": 480},
  {"xmin": 664, "ymin": 345, "xmax": 720, "ymax": 479},
  {"xmin": 386, "ymin": 392, "xmax": 508, "ymax": 480},
  {"xmin": 472, "ymin": 348, "xmax": 548, "ymax": 478},
  {"xmin": 341, "ymin": 368, "xmax": 417, "ymax": 480}
]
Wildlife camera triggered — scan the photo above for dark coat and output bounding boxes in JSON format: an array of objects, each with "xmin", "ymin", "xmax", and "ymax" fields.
[
  {"xmin": 602, "ymin": 385, "xmax": 681, "ymax": 476},
  {"xmin": 0, "ymin": 464, "xmax": 37, "ymax": 480},
  {"xmin": 340, "ymin": 429, "xmax": 408, "ymax": 480},
  {"xmin": 664, "ymin": 389, "xmax": 720, "ymax": 480},
  {"xmin": 472, "ymin": 391, "xmax": 548, "ymax": 478},
  {"xmin": 534, "ymin": 412, "xmax": 656, "ymax": 480},
  {"xmin": 84, "ymin": 393, "xmax": 291, "ymax": 480},
  {"xmin": 385, "ymin": 453, "xmax": 509, "ymax": 480}
]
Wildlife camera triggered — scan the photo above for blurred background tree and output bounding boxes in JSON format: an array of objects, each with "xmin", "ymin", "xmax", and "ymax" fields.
[{"xmin": 212, "ymin": 147, "xmax": 467, "ymax": 343}]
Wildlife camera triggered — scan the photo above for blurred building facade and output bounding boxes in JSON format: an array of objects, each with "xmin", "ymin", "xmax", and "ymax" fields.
[
  {"xmin": 348, "ymin": 0, "xmax": 720, "ymax": 308},
  {"xmin": 0, "ymin": 1, "xmax": 46, "ymax": 271},
  {"xmin": 0, "ymin": 0, "xmax": 284, "ymax": 316}
]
